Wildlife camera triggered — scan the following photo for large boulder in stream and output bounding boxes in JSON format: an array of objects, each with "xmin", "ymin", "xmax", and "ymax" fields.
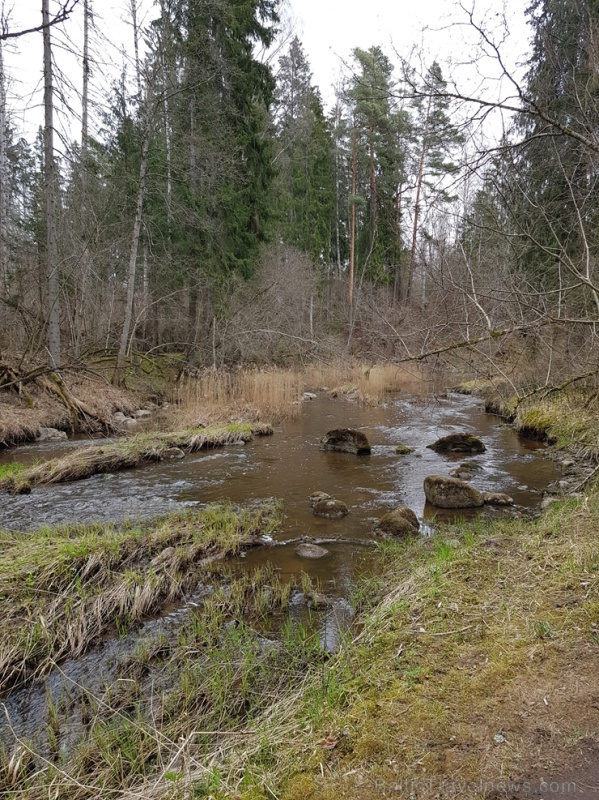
[
  {"xmin": 321, "ymin": 428, "xmax": 371, "ymax": 455},
  {"xmin": 424, "ymin": 475, "xmax": 485, "ymax": 508},
  {"xmin": 427, "ymin": 433, "xmax": 486, "ymax": 454},
  {"xmin": 377, "ymin": 506, "xmax": 420, "ymax": 538}
]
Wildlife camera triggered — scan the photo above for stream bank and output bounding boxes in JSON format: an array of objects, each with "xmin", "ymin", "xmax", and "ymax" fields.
[{"xmin": 0, "ymin": 388, "xmax": 586, "ymax": 798}]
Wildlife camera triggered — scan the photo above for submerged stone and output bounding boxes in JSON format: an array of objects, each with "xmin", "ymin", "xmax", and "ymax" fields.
[
  {"xmin": 450, "ymin": 462, "xmax": 482, "ymax": 480},
  {"xmin": 427, "ymin": 433, "xmax": 486, "ymax": 454},
  {"xmin": 424, "ymin": 475, "xmax": 484, "ymax": 508},
  {"xmin": 395, "ymin": 444, "xmax": 415, "ymax": 455},
  {"xmin": 312, "ymin": 498, "xmax": 349, "ymax": 519},
  {"xmin": 309, "ymin": 491, "xmax": 332, "ymax": 507},
  {"xmin": 320, "ymin": 428, "xmax": 371, "ymax": 455},
  {"xmin": 295, "ymin": 543, "xmax": 330, "ymax": 559}
]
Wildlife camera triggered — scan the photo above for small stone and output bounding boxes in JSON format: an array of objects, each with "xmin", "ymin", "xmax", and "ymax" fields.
[
  {"xmin": 134, "ymin": 409, "xmax": 152, "ymax": 418},
  {"xmin": 36, "ymin": 427, "xmax": 68, "ymax": 442},
  {"xmin": 427, "ymin": 433, "xmax": 486, "ymax": 454},
  {"xmin": 561, "ymin": 459, "xmax": 575, "ymax": 469},
  {"xmin": 310, "ymin": 491, "xmax": 332, "ymax": 507},
  {"xmin": 424, "ymin": 475, "xmax": 484, "ymax": 508},
  {"xmin": 295, "ymin": 543, "xmax": 330, "ymax": 559},
  {"xmin": 162, "ymin": 447, "xmax": 185, "ymax": 460},
  {"xmin": 395, "ymin": 444, "xmax": 415, "ymax": 455},
  {"xmin": 377, "ymin": 507, "xmax": 420, "ymax": 538},
  {"xmin": 483, "ymin": 492, "xmax": 514, "ymax": 506},
  {"xmin": 312, "ymin": 498, "xmax": 349, "ymax": 519},
  {"xmin": 303, "ymin": 392, "xmax": 317, "ymax": 401}
]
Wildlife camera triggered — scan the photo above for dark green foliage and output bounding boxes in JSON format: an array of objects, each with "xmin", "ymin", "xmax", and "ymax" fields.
[
  {"xmin": 349, "ymin": 46, "xmax": 409, "ymax": 285},
  {"xmin": 510, "ymin": 0, "xmax": 599, "ymax": 294},
  {"xmin": 273, "ymin": 37, "xmax": 336, "ymax": 263}
]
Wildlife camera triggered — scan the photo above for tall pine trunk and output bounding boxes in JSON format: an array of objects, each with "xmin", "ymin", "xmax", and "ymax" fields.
[
  {"xmin": 74, "ymin": 0, "xmax": 92, "ymax": 358},
  {"xmin": 0, "ymin": 42, "xmax": 8, "ymax": 297}
]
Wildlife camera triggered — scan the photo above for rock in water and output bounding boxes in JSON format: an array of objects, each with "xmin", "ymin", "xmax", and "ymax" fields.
[
  {"xmin": 312, "ymin": 498, "xmax": 349, "ymax": 519},
  {"xmin": 450, "ymin": 462, "xmax": 482, "ymax": 480},
  {"xmin": 37, "ymin": 427, "xmax": 68, "ymax": 442},
  {"xmin": 427, "ymin": 433, "xmax": 486, "ymax": 454},
  {"xmin": 162, "ymin": 447, "xmax": 185, "ymax": 460},
  {"xmin": 309, "ymin": 491, "xmax": 332, "ymax": 507},
  {"xmin": 295, "ymin": 543, "xmax": 330, "ymax": 559},
  {"xmin": 424, "ymin": 475, "xmax": 484, "ymax": 508},
  {"xmin": 483, "ymin": 492, "xmax": 514, "ymax": 506},
  {"xmin": 395, "ymin": 444, "xmax": 415, "ymax": 455},
  {"xmin": 378, "ymin": 506, "xmax": 420, "ymax": 537},
  {"xmin": 320, "ymin": 428, "xmax": 371, "ymax": 455}
]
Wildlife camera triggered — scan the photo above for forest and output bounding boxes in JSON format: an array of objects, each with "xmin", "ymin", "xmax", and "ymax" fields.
[
  {"xmin": 1, "ymin": 0, "xmax": 597, "ymax": 392},
  {"xmin": 1, "ymin": 3, "xmax": 599, "ymax": 799}
]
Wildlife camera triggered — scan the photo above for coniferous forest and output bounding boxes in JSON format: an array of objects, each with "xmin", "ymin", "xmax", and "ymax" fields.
[{"xmin": 1, "ymin": 0, "xmax": 598, "ymax": 388}]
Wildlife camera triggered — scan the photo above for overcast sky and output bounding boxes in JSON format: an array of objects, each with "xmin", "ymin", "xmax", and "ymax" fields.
[{"xmin": 2, "ymin": 0, "xmax": 530, "ymax": 144}]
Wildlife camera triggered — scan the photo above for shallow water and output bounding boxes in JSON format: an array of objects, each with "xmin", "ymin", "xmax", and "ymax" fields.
[
  {"xmin": 0, "ymin": 392, "xmax": 560, "ymax": 751},
  {"xmin": 0, "ymin": 392, "xmax": 557, "ymax": 534}
]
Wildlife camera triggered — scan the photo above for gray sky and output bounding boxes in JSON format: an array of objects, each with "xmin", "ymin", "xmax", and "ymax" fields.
[{"xmin": 3, "ymin": 0, "xmax": 529, "ymax": 144}]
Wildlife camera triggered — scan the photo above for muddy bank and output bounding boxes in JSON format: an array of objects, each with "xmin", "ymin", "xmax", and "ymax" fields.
[{"xmin": 0, "ymin": 368, "xmax": 143, "ymax": 448}]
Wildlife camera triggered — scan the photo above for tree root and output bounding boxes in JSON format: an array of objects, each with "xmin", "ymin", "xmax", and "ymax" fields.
[{"xmin": 0, "ymin": 362, "xmax": 112, "ymax": 434}]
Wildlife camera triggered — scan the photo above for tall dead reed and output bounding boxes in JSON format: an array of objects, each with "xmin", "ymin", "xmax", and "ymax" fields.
[
  {"xmin": 173, "ymin": 367, "xmax": 304, "ymax": 424},
  {"xmin": 174, "ymin": 362, "xmax": 428, "ymax": 424}
]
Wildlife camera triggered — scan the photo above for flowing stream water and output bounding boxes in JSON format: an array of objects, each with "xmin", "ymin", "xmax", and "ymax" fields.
[{"xmin": 0, "ymin": 392, "xmax": 560, "ymax": 751}]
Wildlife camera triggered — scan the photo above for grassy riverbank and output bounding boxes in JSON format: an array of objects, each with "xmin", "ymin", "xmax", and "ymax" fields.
[
  {"xmin": 0, "ymin": 502, "xmax": 281, "ymax": 692},
  {"xmin": 206, "ymin": 492, "xmax": 599, "ymax": 800},
  {"xmin": 457, "ymin": 379, "xmax": 599, "ymax": 461},
  {"xmin": 7, "ymin": 491, "xmax": 596, "ymax": 799},
  {"xmin": 0, "ymin": 501, "xmax": 335, "ymax": 799},
  {"xmin": 0, "ymin": 422, "xmax": 273, "ymax": 493}
]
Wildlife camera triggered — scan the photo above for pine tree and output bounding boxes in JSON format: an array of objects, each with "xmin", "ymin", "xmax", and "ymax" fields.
[
  {"xmin": 512, "ymin": 0, "xmax": 599, "ymax": 311},
  {"xmin": 347, "ymin": 46, "xmax": 409, "ymax": 288},
  {"xmin": 273, "ymin": 36, "xmax": 335, "ymax": 262},
  {"xmin": 406, "ymin": 61, "xmax": 464, "ymax": 301}
]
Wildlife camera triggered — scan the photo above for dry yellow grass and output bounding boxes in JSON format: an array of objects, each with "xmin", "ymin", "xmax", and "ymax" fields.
[
  {"xmin": 304, "ymin": 362, "xmax": 429, "ymax": 403},
  {"xmin": 0, "ymin": 423, "xmax": 273, "ymax": 493},
  {"xmin": 173, "ymin": 363, "xmax": 428, "ymax": 425},
  {"xmin": 173, "ymin": 367, "xmax": 304, "ymax": 425}
]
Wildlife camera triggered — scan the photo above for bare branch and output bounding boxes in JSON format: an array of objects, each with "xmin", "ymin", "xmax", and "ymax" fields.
[{"xmin": 0, "ymin": 0, "xmax": 80, "ymax": 40}]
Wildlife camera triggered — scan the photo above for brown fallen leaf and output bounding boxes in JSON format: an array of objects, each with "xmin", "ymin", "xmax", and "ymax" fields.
[{"xmin": 318, "ymin": 734, "xmax": 340, "ymax": 750}]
